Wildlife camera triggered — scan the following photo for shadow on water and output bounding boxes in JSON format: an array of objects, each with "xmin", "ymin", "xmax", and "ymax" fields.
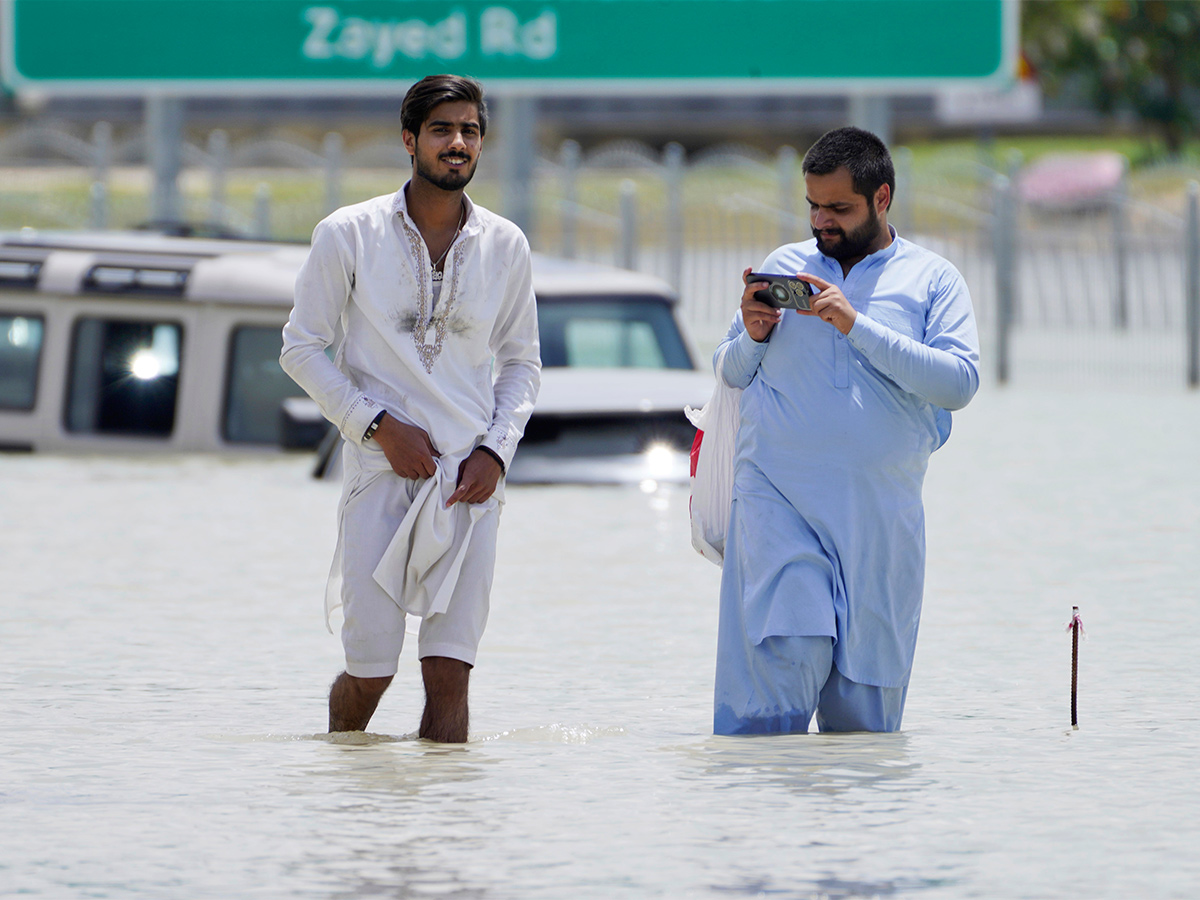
[
  {"xmin": 324, "ymin": 868, "xmax": 488, "ymax": 900},
  {"xmin": 710, "ymin": 875, "xmax": 955, "ymax": 899},
  {"xmin": 669, "ymin": 734, "xmax": 962, "ymax": 899},
  {"xmin": 676, "ymin": 732, "xmax": 923, "ymax": 796}
]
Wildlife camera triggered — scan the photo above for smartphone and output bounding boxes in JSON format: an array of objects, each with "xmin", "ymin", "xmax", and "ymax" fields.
[{"xmin": 746, "ymin": 272, "xmax": 814, "ymax": 311}]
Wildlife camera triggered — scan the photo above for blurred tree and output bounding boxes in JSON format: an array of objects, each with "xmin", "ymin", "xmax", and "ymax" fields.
[{"xmin": 1023, "ymin": 0, "xmax": 1200, "ymax": 154}]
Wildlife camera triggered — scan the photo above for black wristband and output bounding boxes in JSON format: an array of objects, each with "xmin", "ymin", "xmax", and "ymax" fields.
[
  {"xmin": 362, "ymin": 410, "xmax": 386, "ymax": 442},
  {"xmin": 477, "ymin": 445, "xmax": 505, "ymax": 474}
]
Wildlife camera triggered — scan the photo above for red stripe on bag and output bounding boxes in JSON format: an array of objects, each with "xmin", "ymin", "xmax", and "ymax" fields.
[{"xmin": 689, "ymin": 429, "xmax": 704, "ymax": 478}]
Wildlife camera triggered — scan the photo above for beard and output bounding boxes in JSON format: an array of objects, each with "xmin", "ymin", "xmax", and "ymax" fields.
[
  {"xmin": 814, "ymin": 205, "xmax": 883, "ymax": 261},
  {"xmin": 414, "ymin": 148, "xmax": 478, "ymax": 192}
]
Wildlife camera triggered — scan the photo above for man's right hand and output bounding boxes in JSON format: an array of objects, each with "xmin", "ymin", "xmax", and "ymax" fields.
[
  {"xmin": 371, "ymin": 413, "xmax": 440, "ymax": 479},
  {"xmin": 740, "ymin": 267, "xmax": 783, "ymax": 343}
]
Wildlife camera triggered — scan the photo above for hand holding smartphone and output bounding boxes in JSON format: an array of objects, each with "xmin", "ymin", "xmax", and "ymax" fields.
[{"xmin": 745, "ymin": 272, "xmax": 814, "ymax": 311}]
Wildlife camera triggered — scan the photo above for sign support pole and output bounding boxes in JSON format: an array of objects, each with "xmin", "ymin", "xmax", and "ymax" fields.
[
  {"xmin": 848, "ymin": 94, "xmax": 892, "ymax": 146},
  {"xmin": 496, "ymin": 95, "xmax": 538, "ymax": 242},
  {"xmin": 146, "ymin": 95, "xmax": 185, "ymax": 224}
]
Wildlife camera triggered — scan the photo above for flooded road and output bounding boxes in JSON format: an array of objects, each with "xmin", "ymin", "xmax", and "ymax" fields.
[{"xmin": 2, "ymin": 386, "xmax": 1199, "ymax": 898}]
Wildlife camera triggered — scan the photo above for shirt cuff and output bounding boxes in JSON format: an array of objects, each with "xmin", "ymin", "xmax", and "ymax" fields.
[
  {"xmin": 846, "ymin": 313, "xmax": 886, "ymax": 358},
  {"xmin": 341, "ymin": 395, "xmax": 385, "ymax": 443},
  {"xmin": 720, "ymin": 327, "xmax": 771, "ymax": 385},
  {"xmin": 479, "ymin": 429, "xmax": 516, "ymax": 473}
]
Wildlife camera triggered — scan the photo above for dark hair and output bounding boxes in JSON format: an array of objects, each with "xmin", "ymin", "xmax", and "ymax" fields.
[
  {"xmin": 802, "ymin": 127, "xmax": 894, "ymax": 210},
  {"xmin": 400, "ymin": 74, "xmax": 488, "ymax": 138}
]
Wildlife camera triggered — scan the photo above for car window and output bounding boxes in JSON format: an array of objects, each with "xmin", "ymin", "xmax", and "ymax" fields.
[
  {"xmin": 565, "ymin": 318, "xmax": 665, "ymax": 368},
  {"xmin": 0, "ymin": 314, "xmax": 44, "ymax": 410},
  {"xmin": 223, "ymin": 325, "xmax": 310, "ymax": 444},
  {"xmin": 537, "ymin": 297, "xmax": 692, "ymax": 369},
  {"xmin": 65, "ymin": 318, "xmax": 182, "ymax": 437}
]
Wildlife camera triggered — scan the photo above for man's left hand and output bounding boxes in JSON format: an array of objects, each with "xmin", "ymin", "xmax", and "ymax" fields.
[
  {"xmin": 797, "ymin": 273, "xmax": 856, "ymax": 336},
  {"xmin": 445, "ymin": 449, "xmax": 502, "ymax": 506}
]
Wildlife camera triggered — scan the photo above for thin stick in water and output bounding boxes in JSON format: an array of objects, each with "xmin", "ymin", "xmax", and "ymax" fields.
[{"xmin": 1067, "ymin": 606, "xmax": 1084, "ymax": 728}]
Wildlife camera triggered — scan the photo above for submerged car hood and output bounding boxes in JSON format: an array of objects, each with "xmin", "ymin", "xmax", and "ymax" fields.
[
  {"xmin": 311, "ymin": 368, "xmax": 717, "ymax": 485},
  {"xmin": 533, "ymin": 367, "xmax": 714, "ymax": 417}
]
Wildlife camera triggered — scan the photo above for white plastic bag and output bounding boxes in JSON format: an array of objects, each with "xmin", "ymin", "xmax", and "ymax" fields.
[{"xmin": 685, "ymin": 370, "xmax": 742, "ymax": 567}]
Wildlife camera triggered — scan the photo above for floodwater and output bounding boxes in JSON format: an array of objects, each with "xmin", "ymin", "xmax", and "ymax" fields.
[{"xmin": 2, "ymin": 386, "xmax": 1199, "ymax": 899}]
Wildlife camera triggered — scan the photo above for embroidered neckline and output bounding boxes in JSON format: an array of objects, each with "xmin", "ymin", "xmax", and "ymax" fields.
[{"xmin": 398, "ymin": 213, "xmax": 465, "ymax": 373}]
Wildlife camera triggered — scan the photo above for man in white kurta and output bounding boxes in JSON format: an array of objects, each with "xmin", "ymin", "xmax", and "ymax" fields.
[{"xmin": 281, "ymin": 75, "xmax": 540, "ymax": 740}]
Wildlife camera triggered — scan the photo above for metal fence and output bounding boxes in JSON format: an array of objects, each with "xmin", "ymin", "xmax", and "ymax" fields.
[{"xmin": 2, "ymin": 121, "xmax": 1198, "ymax": 388}]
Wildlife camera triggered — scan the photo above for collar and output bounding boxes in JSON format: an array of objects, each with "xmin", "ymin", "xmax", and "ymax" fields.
[
  {"xmin": 869, "ymin": 224, "xmax": 902, "ymax": 265},
  {"xmin": 391, "ymin": 181, "xmax": 483, "ymax": 238}
]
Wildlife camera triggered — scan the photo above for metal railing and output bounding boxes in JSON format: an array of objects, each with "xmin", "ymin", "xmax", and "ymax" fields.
[{"xmin": 2, "ymin": 122, "xmax": 1199, "ymax": 387}]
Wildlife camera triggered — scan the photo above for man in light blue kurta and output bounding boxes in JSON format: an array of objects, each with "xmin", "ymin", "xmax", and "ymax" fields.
[{"xmin": 714, "ymin": 127, "xmax": 980, "ymax": 735}]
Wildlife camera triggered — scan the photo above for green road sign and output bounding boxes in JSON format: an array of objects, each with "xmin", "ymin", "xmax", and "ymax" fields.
[{"xmin": 2, "ymin": 0, "xmax": 1016, "ymax": 95}]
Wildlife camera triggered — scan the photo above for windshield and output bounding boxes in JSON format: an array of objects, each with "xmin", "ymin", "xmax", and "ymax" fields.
[{"xmin": 536, "ymin": 296, "xmax": 693, "ymax": 370}]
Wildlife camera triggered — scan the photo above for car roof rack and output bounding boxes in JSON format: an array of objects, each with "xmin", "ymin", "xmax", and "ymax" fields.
[
  {"xmin": 81, "ymin": 258, "xmax": 197, "ymax": 297},
  {"xmin": 0, "ymin": 247, "xmax": 50, "ymax": 290}
]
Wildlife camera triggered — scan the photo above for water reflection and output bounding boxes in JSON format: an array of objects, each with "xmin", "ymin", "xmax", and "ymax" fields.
[
  {"xmin": 326, "ymin": 875, "xmax": 486, "ymax": 900},
  {"xmin": 479, "ymin": 723, "xmax": 627, "ymax": 744},
  {"xmin": 308, "ymin": 737, "xmax": 492, "ymax": 800},
  {"xmin": 680, "ymin": 732, "xmax": 922, "ymax": 796},
  {"xmin": 290, "ymin": 739, "xmax": 498, "ymax": 899},
  {"xmin": 6, "ymin": 400, "xmax": 1199, "ymax": 900}
]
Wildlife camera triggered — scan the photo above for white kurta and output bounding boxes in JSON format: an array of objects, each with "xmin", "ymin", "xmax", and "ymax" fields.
[{"xmin": 281, "ymin": 186, "xmax": 541, "ymax": 630}]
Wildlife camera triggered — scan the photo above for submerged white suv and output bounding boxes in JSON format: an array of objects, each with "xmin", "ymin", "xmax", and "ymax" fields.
[{"xmin": 0, "ymin": 230, "xmax": 712, "ymax": 483}]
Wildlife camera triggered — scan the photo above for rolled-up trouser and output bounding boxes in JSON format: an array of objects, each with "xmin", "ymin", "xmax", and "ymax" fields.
[
  {"xmin": 335, "ymin": 446, "xmax": 500, "ymax": 678},
  {"xmin": 714, "ymin": 476, "xmax": 908, "ymax": 735},
  {"xmin": 714, "ymin": 600, "xmax": 908, "ymax": 735}
]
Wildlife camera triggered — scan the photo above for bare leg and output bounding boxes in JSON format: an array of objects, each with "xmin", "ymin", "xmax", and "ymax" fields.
[
  {"xmin": 419, "ymin": 656, "xmax": 471, "ymax": 743},
  {"xmin": 328, "ymin": 672, "xmax": 394, "ymax": 733}
]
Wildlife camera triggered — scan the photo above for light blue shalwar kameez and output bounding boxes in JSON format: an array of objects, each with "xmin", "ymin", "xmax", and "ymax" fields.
[{"xmin": 713, "ymin": 230, "xmax": 980, "ymax": 735}]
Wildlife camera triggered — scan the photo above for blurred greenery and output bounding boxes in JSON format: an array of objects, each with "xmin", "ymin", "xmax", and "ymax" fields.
[
  {"xmin": 9, "ymin": 2, "xmax": 1200, "ymax": 238},
  {"xmin": 1023, "ymin": 0, "xmax": 1200, "ymax": 156},
  {"xmin": 6, "ymin": 127, "xmax": 1200, "ymax": 245}
]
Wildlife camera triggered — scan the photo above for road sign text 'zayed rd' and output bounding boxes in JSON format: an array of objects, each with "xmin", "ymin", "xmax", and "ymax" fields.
[{"xmin": 3, "ymin": 0, "xmax": 1015, "ymax": 94}]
